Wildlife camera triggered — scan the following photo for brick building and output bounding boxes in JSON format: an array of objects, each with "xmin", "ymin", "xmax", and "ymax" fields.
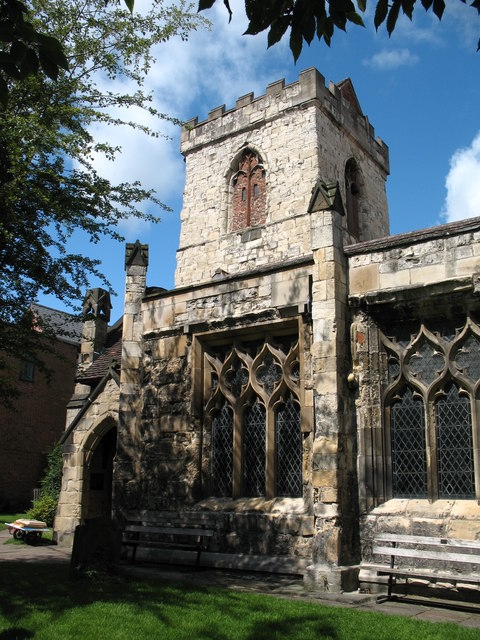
[
  {"xmin": 0, "ymin": 304, "xmax": 81, "ymax": 510},
  {"xmin": 55, "ymin": 68, "xmax": 480, "ymax": 592}
]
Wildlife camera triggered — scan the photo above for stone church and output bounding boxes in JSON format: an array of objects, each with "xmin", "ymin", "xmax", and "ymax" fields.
[{"xmin": 55, "ymin": 68, "xmax": 480, "ymax": 592}]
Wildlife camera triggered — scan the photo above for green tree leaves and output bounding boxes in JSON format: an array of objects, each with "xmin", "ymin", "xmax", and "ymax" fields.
[
  {"xmin": 199, "ymin": 0, "xmax": 480, "ymax": 59},
  {"xmin": 0, "ymin": 0, "xmax": 68, "ymax": 107},
  {"xmin": 0, "ymin": 0, "xmax": 207, "ymax": 405}
]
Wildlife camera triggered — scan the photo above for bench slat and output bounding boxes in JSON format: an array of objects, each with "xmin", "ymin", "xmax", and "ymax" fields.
[
  {"xmin": 122, "ymin": 520, "xmax": 215, "ymax": 566},
  {"xmin": 375, "ymin": 534, "xmax": 480, "ymax": 551},
  {"xmin": 124, "ymin": 525, "xmax": 214, "ymax": 537},
  {"xmin": 123, "ymin": 540, "xmax": 205, "ymax": 549},
  {"xmin": 375, "ymin": 568, "xmax": 480, "ymax": 584},
  {"xmin": 373, "ymin": 545, "xmax": 480, "ymax": 565}
]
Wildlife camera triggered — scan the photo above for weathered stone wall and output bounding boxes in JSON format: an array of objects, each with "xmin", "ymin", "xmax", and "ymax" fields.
[
  {"xmin": 176, "ymin": 68, "xmax": 389, "ymax": 288},
  {"xmin": 113, "ymin": 245, "xmax": 149, "ymax": 514},
  {"xmin": 118, "ymin": 262, "xmax": 317, "ymax": 573},
  {"xmin": 55, "ymin": 378, "xmax": 119, "ymax": 545},
  {"xmin": 144, "ymin": 261, "xmax": 312, "ymax": 332},
  {"xmin": 304, "ymin": 208, "xmax": 360, "ymax": 591},
  {"xmin": 347, "ymin": 217, "xmax": 480, "ymax": 585},
  {"xmin": 139, "ymin": 333, "xmax": 198, "ymax": 509},
  {"xmin": 347, "ymin": 217, "xmax": 480, "ymax": 298},
  {"xmin": 139, "ymin": 262, "xmax": 311, "ymax": 499}
]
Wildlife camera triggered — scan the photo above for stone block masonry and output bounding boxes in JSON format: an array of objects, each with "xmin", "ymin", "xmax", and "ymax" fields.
[{"xmin": 176, "ymin": 68, "xmax": 389, "ymax": 288}]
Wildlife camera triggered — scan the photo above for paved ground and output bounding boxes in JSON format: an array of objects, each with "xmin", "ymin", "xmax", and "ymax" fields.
[{"xmin": 1, "ymin": 528, "xmax": 480, "ymax": 629}]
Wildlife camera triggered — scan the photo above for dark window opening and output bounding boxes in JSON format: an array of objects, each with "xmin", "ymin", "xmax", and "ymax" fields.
[
  {"xmin": 345, "ymin": 159, "xmax": 361, "ymax": 238},
  {"xmin": 20, "ymin": 356, "xmax": 35, "ymax": 382}
]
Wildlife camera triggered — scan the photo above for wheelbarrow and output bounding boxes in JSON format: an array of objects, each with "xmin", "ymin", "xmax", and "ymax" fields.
[{"xmin": 5, "ymin": 522, "xmax": 50, "ymax": 545}]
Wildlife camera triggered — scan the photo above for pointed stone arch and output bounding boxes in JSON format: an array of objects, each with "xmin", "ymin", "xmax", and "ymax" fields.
[
  {"xmin": 228, "ymin": 146, "xmax": 267, "ymax": 231},
  {"xmin": 82, "ymin": 418, "xmax": 117, "ymax": 522},
  {"xmin": 345, "ymin": 158, "xmax": 364, "ymax": 239},
  {"xmin": 55, "ymin": 411, "xmax": 118, "ymax": 545}
]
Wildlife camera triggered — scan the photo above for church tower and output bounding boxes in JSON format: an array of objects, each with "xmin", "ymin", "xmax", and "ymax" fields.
[
  {"xmin": 114, "ymin": 68, "xmax": 390, "ymax": 591},
  {"xmin": 176, "ymin": 67, "xmax": 389, "ymax": 287}
]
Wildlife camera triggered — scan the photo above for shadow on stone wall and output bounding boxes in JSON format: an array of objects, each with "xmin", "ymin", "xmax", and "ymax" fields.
[{"xmin": 70, "ymin": 517, "xmax": 121, "ymax": 579}]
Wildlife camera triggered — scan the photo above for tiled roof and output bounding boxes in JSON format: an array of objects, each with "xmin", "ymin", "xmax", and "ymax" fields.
[
  {"xmin": 77, "ymin": 319, "xmax": 122, "ymax": 382},
  {"xmin": 31, "ymin": 303, "xmax": 83, "ymax": 345}
]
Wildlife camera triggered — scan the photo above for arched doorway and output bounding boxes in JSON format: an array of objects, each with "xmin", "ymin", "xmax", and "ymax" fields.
[{"xmin": 83, "ymin": 426, "xmax": 117, "ymax": 520}]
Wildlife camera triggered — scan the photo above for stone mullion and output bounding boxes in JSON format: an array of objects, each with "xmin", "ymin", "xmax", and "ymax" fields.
[
  {"xmin": 265, "ymin": 403, "xmax": 275, "ymax": 499},
  {"xmin": 472, "ymin": 396, "xmax": 480, "ymax": 501},
  {"xmin": 246, "ymin": 164, "xmax": 252, "ymax": 227},
  {"xmin": 232, "ymin": 406, "xmax": 243, "ymax": 498},
  {"xmin": 426, "ymin": 395, "xmax": 438, "ymax": 502}
]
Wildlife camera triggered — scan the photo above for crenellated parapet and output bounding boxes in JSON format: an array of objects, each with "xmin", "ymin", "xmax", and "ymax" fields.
[{"xmin": 181, "ymin": 67, "xmax": 389, "ymax": 174}]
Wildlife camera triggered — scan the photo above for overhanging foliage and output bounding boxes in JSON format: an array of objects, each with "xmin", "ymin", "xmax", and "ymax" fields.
[
  {"xmin": 198, "ymin": 0, "xmax": 480, "ymax": 60},
  {"xmin": 0, "ymin": 0, "xmax": 208, "ymax": 405}
]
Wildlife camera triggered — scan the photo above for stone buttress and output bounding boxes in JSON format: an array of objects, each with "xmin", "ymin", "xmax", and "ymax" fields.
[{"xmin": 112, "ymin": 68, "xmax": 390, "ymax": 591}]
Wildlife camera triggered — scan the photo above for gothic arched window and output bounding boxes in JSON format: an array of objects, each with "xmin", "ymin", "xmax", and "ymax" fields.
[
  {"xmin": 435, "ymin": 383, "xmax": 475, "ymax": 499},
  {"xmin": 231, "ymin": 150, "xmax": 266, "ymax": 231},
  {"xmin": 345, "ymin": 158, "xmax": 361, "ymax": 238},
  {"xmin": 212, "ymin": 401, "xmax": 234, "ymax": 497},
  {"xmin": 383, "ymin": 320, "xmax": 478, "ymax": 501},
  {"xmin": 206, "ymin": 336, "xmax": 302, "ymax": 499},
  {"xmin": 390, "ymin": 387, "xmax": 427, "ymax": 498}
]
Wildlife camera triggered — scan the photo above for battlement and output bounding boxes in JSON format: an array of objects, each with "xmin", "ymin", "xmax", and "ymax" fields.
[{"xmin": 181, "ymin": 67, "xmax": 389, "ymax": 171}]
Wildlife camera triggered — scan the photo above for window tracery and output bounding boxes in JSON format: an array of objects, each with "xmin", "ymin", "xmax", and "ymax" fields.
[
  {"xmin": 231, "ymin": 149, "xmax": 266, "ymax": 231},
  {"xmin": 382, "ymin": 317, "xmax": 480, "ymax": 501},
  {"xmin": 205, "ymin": 336, "xmax": 302, "ymax": 499}
]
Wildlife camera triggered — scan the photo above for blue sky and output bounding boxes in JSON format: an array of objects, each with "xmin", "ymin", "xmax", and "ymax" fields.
[{"xmin": 37, "ymin": 0, "xmax": 480, "ymax": 322}]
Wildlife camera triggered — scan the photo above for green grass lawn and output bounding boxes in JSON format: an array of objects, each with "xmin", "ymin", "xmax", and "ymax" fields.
[
  {"xmin": 0, "ymin": 562, "xmax": 478, "ymax": 640},
  {"xmin": 0, "ymin": 513, "xmax": 27, "ymax": 530}
]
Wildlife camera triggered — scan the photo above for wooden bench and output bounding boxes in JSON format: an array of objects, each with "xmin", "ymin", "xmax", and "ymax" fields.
[
  {"xmin": 372, "ymin": 533, "xmax": 480, "ymax": 605},
  {"xmin": 122, "ymin": 519, "xmax": 214, "ymax": 566}
]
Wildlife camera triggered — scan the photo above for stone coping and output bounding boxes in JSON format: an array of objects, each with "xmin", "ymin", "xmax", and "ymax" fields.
[{"xmin": 344, "ymin": 216, "xmax": 480, "ymax": 256}]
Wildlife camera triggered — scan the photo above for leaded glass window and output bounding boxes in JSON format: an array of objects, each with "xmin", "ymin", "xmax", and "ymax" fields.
[
  {"xmin": 276, "ymin": 395, "xmax": 302, "ymax": 497},
  {"xmin": 205, "ymin": 335, "xmax": 302, "ymax": 499},
  {"xmin": 382, "ymin": 318, "xmax": 479, "ymax": 502},
  {"xmin": 435, "ymin": 384, "xmax": 475, "ymax": 499},
  {"xmin": 454, "ymin": 334, "xmax": 480, "ymax": 382},
  {"xmin": 212, "ymin": 402, "xmax": 233, "ymax": 497},
  {"xmin": 406, "ymin": 340, "xmax": 445, "ymax": 387},
  {"xmin": 391, "ymin": 388, "xmax": 427, "ymax": 498},
  {"xmin": 243, "ymin": 399, "xmax": 266, "ymax": 497}
]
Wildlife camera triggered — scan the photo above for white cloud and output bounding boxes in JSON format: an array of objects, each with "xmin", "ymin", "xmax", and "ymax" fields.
[
  {"xmin": 436, "ymin": 1, "xmax": 479, "ymax": 51},
  {"xmin": 82, "ymin": 0, "xmax": 289, "ymax": 220},
  {"xmin": 388, "ymin": 9, "xmax": 442, "ymax": 46},
  {"xmin": 363, "ymin": 48, "xmax": 419, "ymax": 69},
  {"xmin": 441, "ymin": 132, "xmax": 480, "ymax": 223},
  {"xmin": 383, "ymin": 2, "xmax": 478, "ymax": 51}
]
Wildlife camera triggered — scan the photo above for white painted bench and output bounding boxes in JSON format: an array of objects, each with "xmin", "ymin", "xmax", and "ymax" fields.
[{"xmin": 372, "ymin": 533, "xmax": 480, "ymax": 604}]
